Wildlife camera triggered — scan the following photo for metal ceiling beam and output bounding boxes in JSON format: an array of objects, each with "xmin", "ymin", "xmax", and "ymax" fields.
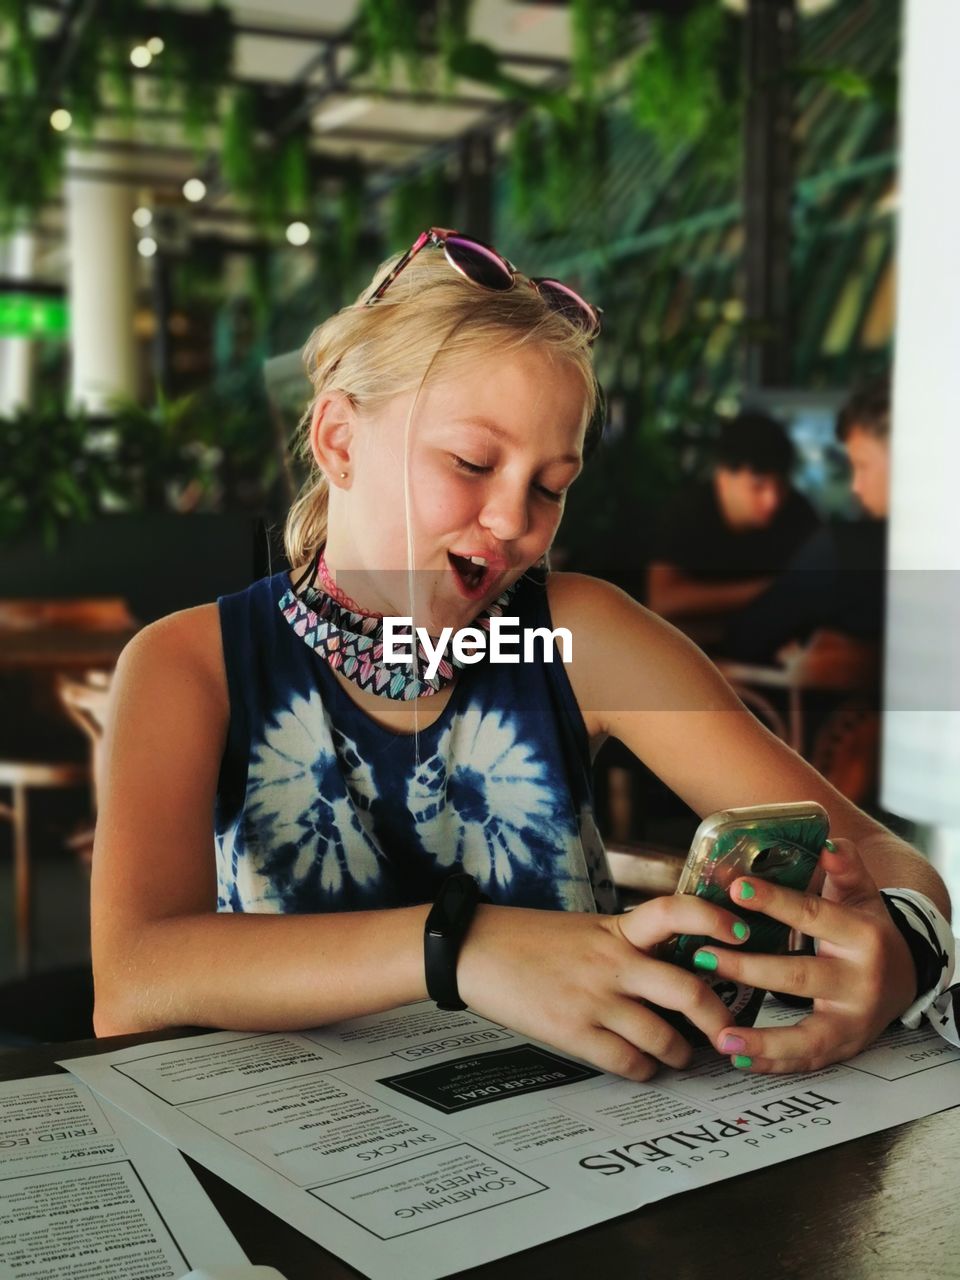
[{"xmin": 29, "ymin": 3, "xmax": 571, "ymax": 68}]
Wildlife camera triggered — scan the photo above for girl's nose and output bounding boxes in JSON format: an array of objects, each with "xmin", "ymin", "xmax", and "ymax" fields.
[{"xmin": 479, "ymin": 485, "xmax": 529, "ymax": 542}]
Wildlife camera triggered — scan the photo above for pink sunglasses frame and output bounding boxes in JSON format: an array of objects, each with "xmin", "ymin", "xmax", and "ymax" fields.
[{"xmin": 366, "ymin": 226, "xmax": 602, "ymax": 340}]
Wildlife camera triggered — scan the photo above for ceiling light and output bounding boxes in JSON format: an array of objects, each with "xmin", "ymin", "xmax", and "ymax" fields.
[
  {"xmin": 130, "ymin": 45, "xmax": 153, "ymax": 68},
  {"xmin": 132, "ymin": 206, "xmax": 153, "ymax": 228},
  {"xmin": 50, "ymin": 108, "xmax": 72, "ymax": 132},
  {"xmin": 146, "ymin": 36, "xmax": 165, "ymax": 55},
  {"xmin": 182, "ymin": 178, "xmax": 207, "ymax": 203},
  {"xmin": 137, "ymin": 237, "xmax": 158, "ymax": 258},
  {"xmin": 285, "ymin": 221, "xmax": 311, "ymax": 246}
]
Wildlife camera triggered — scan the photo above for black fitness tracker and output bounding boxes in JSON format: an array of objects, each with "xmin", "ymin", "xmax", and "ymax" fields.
[{"xmin": 424, "ymin": 873, "xmax": 484, "ymax": 1011}]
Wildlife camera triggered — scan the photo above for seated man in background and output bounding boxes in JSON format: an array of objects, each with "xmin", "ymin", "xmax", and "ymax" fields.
[
  {"xmin": 647, "ymin": 411, "xmax": 820, "ymax": 647},
  {"xmin": 723, "ymin": 381, "xmax": 889, "ymax": 667}
]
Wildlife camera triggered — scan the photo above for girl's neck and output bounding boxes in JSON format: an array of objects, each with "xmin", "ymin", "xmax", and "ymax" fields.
[{"xmin": 316, "ymin": 551, "xmax": 371, "ymax": 616}]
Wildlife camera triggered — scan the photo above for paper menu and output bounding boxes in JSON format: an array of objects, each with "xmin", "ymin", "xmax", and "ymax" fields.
[{"xmin": 59, "ymin": 1001, "xmax": 960, "ymax": 1280}]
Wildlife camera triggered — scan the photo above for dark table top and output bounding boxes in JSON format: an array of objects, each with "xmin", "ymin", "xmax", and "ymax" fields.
[{"xmin": 4, "ymin": 1033, "xmax": 959, "ymax": 1280}]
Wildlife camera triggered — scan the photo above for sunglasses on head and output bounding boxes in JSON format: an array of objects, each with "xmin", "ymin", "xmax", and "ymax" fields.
[{"xmin": 366, "ymin": 227, "xmax": 602, "ymax": 341}]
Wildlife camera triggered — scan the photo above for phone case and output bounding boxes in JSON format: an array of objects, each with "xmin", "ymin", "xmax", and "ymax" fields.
[{"xmin": 656, "ymin": 801, "xmax": 830, "ymax": 1037}]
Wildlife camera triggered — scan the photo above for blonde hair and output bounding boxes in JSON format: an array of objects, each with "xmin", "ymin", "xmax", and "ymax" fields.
[{"xmin": 283, "ymin": 248, "xmax": 599, "ymax": 568}]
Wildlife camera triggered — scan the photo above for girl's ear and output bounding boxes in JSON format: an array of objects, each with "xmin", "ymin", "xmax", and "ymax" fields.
[{"xmin": 309, "ymin": 391, "xmax": 356, "ymax": 485}]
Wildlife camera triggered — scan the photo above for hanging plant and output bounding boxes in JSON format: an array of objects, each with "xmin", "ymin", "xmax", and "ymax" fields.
[
  {"xmin": 337, "ymin": 170, "xmax": 366, "ymax": 283},
  {"xmin": 155, "ymin": 4, "xmax": 234, "ymax": 151},
  {"xmin": 507, "ymin": 102, "xmax": 609, "ymax": 233},
  {"xmin": 388, "ymin": 164, "xmax": 456, "ymax": 251},
  {"xmin": 435, "ymin": 0, "xmax": 472, "ymax": 93},
  {"xmin": 354, "ymin": 0, "xmax": 424, "ymax": 88},
  {"xmin": 631, "ymin": 2, "xmax": 742, "ymax": 164},
  {"xmin": 570, "ymin": 0, "xmax": 631, "ymax": 104},
  {"xmin": 353, "ymin": 0, "xmax": 474, "ymax": 92},
  {"xmin": 222, "ymin": 87, "xmax": 314, "ymax": 232}
]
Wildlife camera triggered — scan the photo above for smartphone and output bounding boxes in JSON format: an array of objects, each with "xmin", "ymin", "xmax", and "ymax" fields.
[{"xmin": 655, "ymin": 801, "xmax": 830, "ymax": 1038}]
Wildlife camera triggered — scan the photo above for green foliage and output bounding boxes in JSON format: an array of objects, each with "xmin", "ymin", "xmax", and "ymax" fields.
[
  {"xmin": 507, "ymin": 103, "xmax": 608, "ymax": 232},
  {"xmin": 222, "ymin": 87, "xmax": 314, "ymax": 230},
  {"xmin": 388, "ymin": 166, "xmax": 456, "ymax": 251},
  {"xmin": 0, "ymin": 390, "xmax": 281, "ymax": 547},
  {"xmin": 0, "ymin": 0, "xmax": 233, "ymax": 221},
  {"xmin": 631, "ymin": 2, "xmax": 742, "ymax": 165},
  {"xmin": 791, "ymin": 65, "xmax": 898, "ymax": 111},
  {"xmin": 570, "ymin": 0, "xmax": 631, "ymax": 104},
  {"xmin": 153, "ymin": 4, "xmax": 234, "ymax": 151},
  {"xmin": 0, "ymin": 402, "xmax": 114, "ymax": 547},
  {"xmin": 354, "ymin": 0, "xmax": 424, "ymax": 88},
  {"xmin": 354, "ymin": 0, "xmax": 473, "ymax": 91}
]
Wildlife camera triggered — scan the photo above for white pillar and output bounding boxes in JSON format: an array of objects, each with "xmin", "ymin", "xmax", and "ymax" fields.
[
  {"xmin": 64, "ymin": 149, "xmax": 137, "ymax": 413},
  {"xmin": 0, "ymin": 231, "xmax": 37, "ymax": 414},
  {"xmin": 881, "ymin": 0, "xmax": 960, "ymax": 908}
]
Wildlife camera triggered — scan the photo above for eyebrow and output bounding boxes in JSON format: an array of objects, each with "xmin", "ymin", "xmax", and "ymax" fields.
[{"xmin": 452, "ymin": 416, "xmax": 582, "ymax": 466}]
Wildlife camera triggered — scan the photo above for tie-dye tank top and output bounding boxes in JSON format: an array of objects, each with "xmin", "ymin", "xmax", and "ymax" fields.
[{"xmin": 215, "ymin": 568, "xmax": 616, "ymax": 916}]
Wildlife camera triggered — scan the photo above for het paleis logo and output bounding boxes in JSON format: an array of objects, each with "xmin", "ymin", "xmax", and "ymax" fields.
[{"xmin": 578, "ymin": 1089, "xmax": 841, "ymax": 1176}]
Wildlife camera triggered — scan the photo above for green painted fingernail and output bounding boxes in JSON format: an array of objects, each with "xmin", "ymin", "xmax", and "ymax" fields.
[
  {"xmin": 738, "ymin": 881, "xmax": 756, "ymax": 900},
  {"xmin": 693, "ymin": 950, "xmax": 718, "ymax": 972},
  {"xmin": 824, "ymin": 839, "xmax": 837, "ymax": 852},
  {"xmin": 733, "ymin": 1055, "xmax": 753, "ymax": 1070},
  {"xmin": 732, "ymin": 921, "xmax": 749, "ymax": 941}
]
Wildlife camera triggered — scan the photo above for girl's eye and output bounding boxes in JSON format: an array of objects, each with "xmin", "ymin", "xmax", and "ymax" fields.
[
  {"xmin": 453, "ymin": 455, "xmax": 491, "ymax": 476},
  {"xmin": 453, "ymin": 455, "xmax": 565, "ymax": 503},
  {"xmin": 536, "ymin": 484, "xmax": 564, "ymax": 503}
]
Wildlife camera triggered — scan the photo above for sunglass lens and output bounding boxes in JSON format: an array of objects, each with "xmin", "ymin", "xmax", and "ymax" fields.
[
  {"xmin": 445, "ymin": 236, "xmax": 514, "ymax": 291},
  {"xmin": 535, "ymin": 280, "xmax": 601, "ymax": 336}
]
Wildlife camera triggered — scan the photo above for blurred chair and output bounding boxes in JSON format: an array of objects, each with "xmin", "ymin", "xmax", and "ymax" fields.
[
  {"xmin": 57, "ymin": 670, "xmax": 112, "ymax": 870},
  {"xmin": 0, "ymin": 601, "xmax": 130, "ymax": 974},
  {"xmin": 716, "ymin": 629, "xmax": 881, "ymax": 804},
  {"xmin": 0, "ymin": 759, "xmax": 88, "ymax": 974},
  {"xmin": 606, "ymin": 840, "xmax": 685, "ymax": 905}
]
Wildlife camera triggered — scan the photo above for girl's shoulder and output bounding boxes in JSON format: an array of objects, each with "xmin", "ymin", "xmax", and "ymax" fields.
[
  {"xmin": 115, "ymin": 603, "xmax": 228, "ymax": 722},
  {"xmin": 545, "ymin": 570, "xmax": 662, "ymax": 639},
  {"xmin": 544, "ymin": 571, "xmax": 728, "ymax": 733}
]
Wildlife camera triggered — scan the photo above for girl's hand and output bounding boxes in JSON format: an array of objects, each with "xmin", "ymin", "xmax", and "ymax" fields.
[
  {"xmin": 456, "ymin": 895, "xmax": 751, "ymax": 1081},
  {"xmin": 704, "ymin": 839, "xmax": 917, "ymax": 1074}
]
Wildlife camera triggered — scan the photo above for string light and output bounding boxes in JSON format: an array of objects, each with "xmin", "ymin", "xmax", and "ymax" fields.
[
  {"xmin": 285, "ymin": 221, "xmax": 310, "ymax": 246},
  {"xmin": 182, "ymin": 178, "xmax": 207, "ymax": 203},
  {"xmin": 130, "ymin": 45, "xmax": 153, "ymax": 68},
  {"xmin": 137, "ymin": 237, "xmax": 158, "ymax": 258},
  {"xmin": 132, "ymin": 207, "xmax": 153, "ymax": 228},
  {"xmin": 146, "ymin": 36, "xmax": 165, "ymax": 55},
  {"xmin": 50, "ymin": 108, "xmax": 73, "ymax": 131}
]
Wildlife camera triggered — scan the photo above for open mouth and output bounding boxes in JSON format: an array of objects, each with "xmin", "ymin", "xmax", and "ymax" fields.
[{"xmin": 448, "ymin": 552, "xmax": 493, "ymax": 598}]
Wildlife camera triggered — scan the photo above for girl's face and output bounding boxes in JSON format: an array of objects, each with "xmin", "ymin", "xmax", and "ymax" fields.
[{"xmin": 323, "ymin": 344, "xmax": 588, "ymax": 632}]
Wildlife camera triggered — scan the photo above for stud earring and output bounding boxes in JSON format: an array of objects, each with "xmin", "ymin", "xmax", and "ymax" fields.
[{"xmin": 339, "ymin": 471, "xmax": 348, "ymax": 479}]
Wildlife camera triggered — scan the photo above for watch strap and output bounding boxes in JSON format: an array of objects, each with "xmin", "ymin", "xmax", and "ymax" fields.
[{"xmin": 424, "ymin": 873, "xmax": 484, "ymax": 1011}]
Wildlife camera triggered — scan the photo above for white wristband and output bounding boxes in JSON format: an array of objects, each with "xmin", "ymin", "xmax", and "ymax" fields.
[{"xmin": 882, "ymin": 888, "xmax": 957, "ymax": 1045}]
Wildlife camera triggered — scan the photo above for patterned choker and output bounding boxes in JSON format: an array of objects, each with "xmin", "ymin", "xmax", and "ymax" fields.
[{"xmin": 277, "ymin": 552, "xmax": 520, "ymax": 699}]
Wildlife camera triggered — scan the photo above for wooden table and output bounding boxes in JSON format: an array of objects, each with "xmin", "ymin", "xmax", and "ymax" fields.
[
  {"xmin": 0, "ymin": 627, "xmax": 136, "ymax": 671},
  {"xmin": 3, "ymin": 1032, "xmax": 959, "ymax": 1279}
]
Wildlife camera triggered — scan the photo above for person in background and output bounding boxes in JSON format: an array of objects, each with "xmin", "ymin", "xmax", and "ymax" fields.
[
  {"xmin": 723, "ymin": 380, "xmax": 890, "ymax": 666},
  {"xmin": 647, "ymin": 412, "xmax": 820, "ymax": 645}
]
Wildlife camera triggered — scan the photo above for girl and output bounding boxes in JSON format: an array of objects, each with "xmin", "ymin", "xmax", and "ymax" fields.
[{"xmin": 92, "ymin": 229, "xmax": 952, "ymax": 1080}]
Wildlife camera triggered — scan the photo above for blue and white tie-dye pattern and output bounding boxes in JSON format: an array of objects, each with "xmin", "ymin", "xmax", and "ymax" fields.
[{"xmin": 215, "ymin": 569, "xmax": 616, "ymax": 916}]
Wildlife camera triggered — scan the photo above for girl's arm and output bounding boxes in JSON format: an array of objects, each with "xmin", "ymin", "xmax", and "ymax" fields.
[
  {"xmin": 550, "ymin": 572, "xmax": 948, "ymax": 913},
  {"xmin": 91, "ymin": 608, "xmax": 428, "ymax": 1035},
  {"xmin": 550, "ymin": 572, "xmax": 949, "ymax": 1072},
  {"xmin": 91, "ymin": 607, "xmax": 751, "ymax": 1081}
]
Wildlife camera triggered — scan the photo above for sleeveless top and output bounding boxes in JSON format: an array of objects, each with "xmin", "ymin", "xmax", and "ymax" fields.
[{"xmin": 215, "ymin": 568, "xmax": 616, "ymax": 916}]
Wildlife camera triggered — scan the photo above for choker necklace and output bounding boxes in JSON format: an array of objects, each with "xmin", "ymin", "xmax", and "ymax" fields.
[{"xmin": 277, "ymin": 551, "xmax": 520, "ymax": 700}]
